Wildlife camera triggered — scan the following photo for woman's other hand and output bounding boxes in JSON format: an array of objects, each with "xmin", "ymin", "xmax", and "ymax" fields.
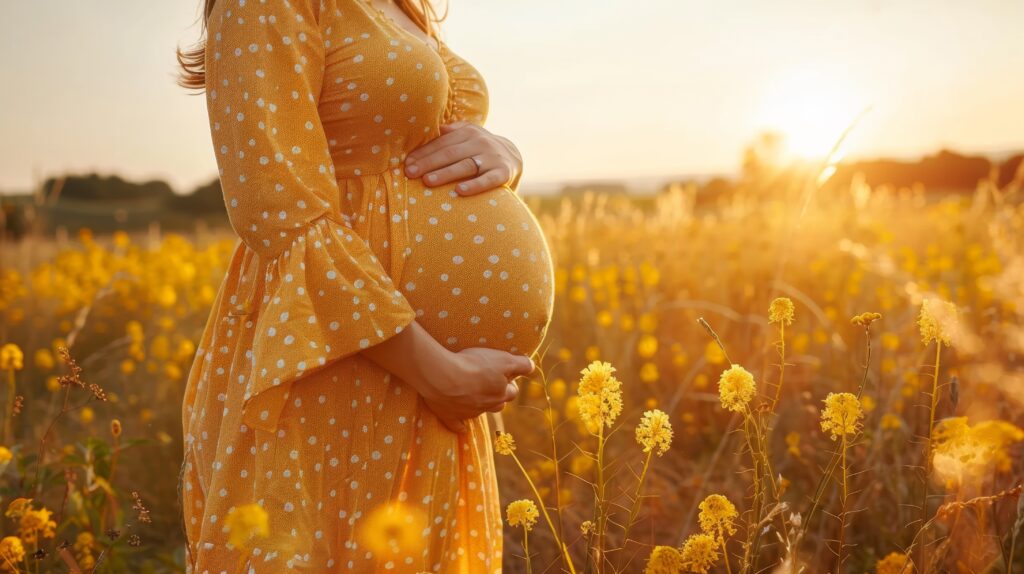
[
  {"xmin": 423, "ymin": 347, "xmax": 535, "ymax": 434},
  {"xmin": 403, "ymin": 121, "xmax": 523, "ymax": 196},
  {"xmin": 360, "ymin": 320, "xmax": 534, "ymax": 435}
]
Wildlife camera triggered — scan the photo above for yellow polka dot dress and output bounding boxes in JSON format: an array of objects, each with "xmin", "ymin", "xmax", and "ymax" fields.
[{"xmin": 181, "ymin": 0, "xmax": 554, "ymax": 572}]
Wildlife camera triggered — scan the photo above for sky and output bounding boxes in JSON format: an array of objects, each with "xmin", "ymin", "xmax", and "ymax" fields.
[{"xmin": 1, "ymin": 0, "xmax": 1022, "ymax": 195}]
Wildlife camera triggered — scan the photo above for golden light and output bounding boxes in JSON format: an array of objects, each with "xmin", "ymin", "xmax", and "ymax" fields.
[{"xmin": 756, "ymin": 67, "xmax": 869, "ymax": 161}]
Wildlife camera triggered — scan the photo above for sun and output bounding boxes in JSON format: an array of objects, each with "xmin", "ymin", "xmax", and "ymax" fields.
[{"xmin": 756, "ymin": 67, "xmax": 869, "ymax": 161}]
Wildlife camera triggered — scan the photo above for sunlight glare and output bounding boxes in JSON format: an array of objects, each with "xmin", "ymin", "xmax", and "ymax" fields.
[{"xmin": 757, "ymin": 67, "xmax": 868, "ymax": 161}]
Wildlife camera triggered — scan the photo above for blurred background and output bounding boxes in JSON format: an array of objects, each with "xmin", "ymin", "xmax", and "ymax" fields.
[{"xmin": 1, "ymin": 1, "xmax": 1022, "ymax": 572}]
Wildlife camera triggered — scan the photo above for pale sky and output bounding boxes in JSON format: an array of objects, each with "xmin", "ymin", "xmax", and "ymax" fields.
[{"xmin": 1, "ymin": 0, "xmax": 1022, "ymax": 195}]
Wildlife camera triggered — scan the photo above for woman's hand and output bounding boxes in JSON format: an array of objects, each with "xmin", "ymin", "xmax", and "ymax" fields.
[
  {"xmin": 403, "ymin": 121, "xmax": 522, "ymax": 196},
  {"xmin": 360, "ymin": 320, "xmax": 533, "ymax": 434},
  {"xmin": 422, "ymin": 347, "xmax": 535, "ymax": 434}
]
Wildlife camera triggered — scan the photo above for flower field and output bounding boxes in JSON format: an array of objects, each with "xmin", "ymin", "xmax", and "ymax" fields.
[{"xmin": 1, "ymin": 165, "xmax": 1022, "ymax": 572}]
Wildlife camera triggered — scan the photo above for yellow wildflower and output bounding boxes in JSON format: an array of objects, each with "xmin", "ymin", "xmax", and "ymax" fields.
[
  {"xmin": 580, "ymin": 520, "xmax": 595, "ymax": 535},
  {"xmin": 224, "ymin": 503, "xmax": 269, "ymax": 549},
  {"xmin": 505, "ymin": 500, "xmax": 538, "ymax": 531},
  {"xmin": 697, "ymin": 494, "xmax": 738, "ymax": 538},
  {"xmin": 931, "ymin": 417, "xmax": 1024, "ymax": 488},
  {"xmin": 494, "ymin": 431, "xmax": 516, "ymax": 456},
  {"xmin": 357, "ymin": 501, "xmax": 428, "ymax": 556},
  {"xmin": 875, "ymin": 551, "xmax": 912, "ymax": 574},
  {"xmin": 704, "ymin": 341, "xmax": 725, "ymax": 365},
  {"xmin": 881, "ymin": 414, "xmax": 903, "ymax": 431},
  {"xmin": 786, "ymin": 432, "xmax": 802, "ymax": 458},
  {"xmin": 0, "ymin": 344, "xmax": 23, "ymax": 371},
  {"xmin": 851, "ymin": 312, "xmax": 882, "ymax": 328},
  {"xmin": 680, "ymin": 533, "xmax": 719, "ymax": 574},
  {"xmin": 74, "ymin": 531, "xmax": 96, "ymax": 571},
  {"xmin": 918, "ymin": 298, "xmax": 957, "ymax": 346},
  {"xmin": 820, "ymin": 392, "xmax": 864, "ymax": 441},
  {"xmin": 644, "ymin": 545, "xmax": 683, "ymax": 574},
  {"xmin": 0, "ymin": 536, "xmax": 25, "ymax": 572},
  {"xmin": 34, "ymin": 348, "xmax": 55, "ymax": 370},
  {"xmin": 637, "ymin": 334, "xmax": 658, "ymax": 358},
  {"xmin": 640, "ymin": 362, "xmax": 659, "ymax": 383},
  {"xmin": 635, "ymin": 409, "xmax": 673, "ymax": 455},
  {"xmin": 717, "ymin": 364, "xmax": 755, "ymax": 413},
  {"xmin": 80, "ymin": 407, "xmax": 95, "ymax": 424},
  {"xmin": 111, "ymin": 419, "xmax": 122, "ymax": 438},
  {"xmin": 768, "ymin": 297, "xmax": 795, "ymax": 325},
  {"xmin": 577, "ymin": 360, "xmax": 623, "ymax": 431},
  {"xmin": 18, "ymin": 506, "xmax": 56, "ymax": 545}
]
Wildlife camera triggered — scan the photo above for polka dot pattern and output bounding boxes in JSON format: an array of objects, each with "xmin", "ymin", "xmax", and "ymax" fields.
[{"xmin": 182, "ymin": 1, "xmax": 551, "ymax": 572}]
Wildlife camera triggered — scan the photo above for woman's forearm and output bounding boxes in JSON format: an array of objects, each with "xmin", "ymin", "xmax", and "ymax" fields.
[{"xmin": 360, "ymin": 319, "xmax": 456, "ymax": 400}]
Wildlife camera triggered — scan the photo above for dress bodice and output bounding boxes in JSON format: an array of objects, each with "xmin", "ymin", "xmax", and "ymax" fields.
[{"xmin": 318, "ymin": 0, "xmax": 489, "ymax": 178}]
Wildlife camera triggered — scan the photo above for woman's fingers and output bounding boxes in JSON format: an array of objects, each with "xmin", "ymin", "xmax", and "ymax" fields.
[
  {"xmin": 440, "ymin": 417, "xmax": 468, "ymax": 434},
  {"xmin": 423, "ymin": 156, "xmax": 481, "ymax": 187},
  {"xmin": 455, "ymin": 167, "xmax": 510, "ymax": 196},
  {"xmin": 505, "ymin": 354, "xmax": 535, "ymax": 378},
  {"xmin": 404, "ymin": 127, "xmax": 473, "ymax": 175},
  {"xmin": 504, "ymin": 381, "xmax": 519, "ymax": 402}
]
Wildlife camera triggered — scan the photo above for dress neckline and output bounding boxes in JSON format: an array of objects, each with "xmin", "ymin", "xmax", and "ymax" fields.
[{"xmin": 355, "ymin": 0, "xmax": 445, "ymax": 58}]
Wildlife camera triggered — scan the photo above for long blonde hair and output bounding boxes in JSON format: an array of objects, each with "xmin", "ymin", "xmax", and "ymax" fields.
[{"xmin": 176, "ymin": 0, "xmax": 446, "ymax": 91}]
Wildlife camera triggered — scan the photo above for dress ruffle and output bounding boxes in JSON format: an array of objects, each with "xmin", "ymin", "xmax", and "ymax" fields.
[{"xmin": 227, "ymin": 214, "xmax": 417, "ymax": 432}]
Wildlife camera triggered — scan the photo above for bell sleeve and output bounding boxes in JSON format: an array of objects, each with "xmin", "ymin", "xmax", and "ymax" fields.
[{"xmin": 204, "ymin": 0, "xmax": 416, "ymax": 432}]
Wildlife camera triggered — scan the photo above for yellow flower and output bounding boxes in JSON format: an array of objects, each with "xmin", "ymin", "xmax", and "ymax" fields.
[
  {"xmin": 110, "ymin": 419, "xmax": 122, "ymax": 438},
  {"xmin": 357, "ymin": 501, "xmax": 428, "ymax": 556},
  {"xmin": 18, "ymin": 506, "xmax": 56, "ymax": 545},
  {"xmin": 918, "ymin": 298, "xmax": 957, "ymax": 346},
  {"xmin": 680, "ymin": 533, "xmax": 719, "ymax": 574},
  {"xmin": 74, "ymin": 531, "xmax": 96, "ymax": 571},
  {"xmin": 640, "ymin": 362, "xmax": 659, "ymax": 383},
  {"xmin": 0, "ymin": 344, "xmax": 23, "ymax": 371},
  {"xmin": 881, "ymin": 414, "xmax": 903, "ymax": 431},
  {"xmin": 505, "ymin": 500, "xmax": 538, "ymax": 531},
  {"xmin": 860, "ymin": 395, "xmax": 877, "ymax": 413},
  {"xmin": 577, "ymin": 360, "xmax": 623, "ymax": 431},
  {"xmin": 0, "ymin": 536, "xmax": 25, "ymax": 572},
  {"xmin": 704, "ymin": 341, "xmax": 725, "ymax": 365},
  {"xmin": 644, "ymin": 545, "xmax": 683, "ymax": 574},
  {"xmin": 931, "ymin": 417, "xmax": 1024, "ymax": 488},
  {"xmin": 637, "ymin": 334, "xmax": 658, "ymax": 358},
  {"xmin": 494, "ymin": 431, "xmax": 516, "ymax": 456},
  {"xmin": 875, "ymin": 551, "xmax": 912, "ymax": 574},
  {"xmin": 697, "ymin": 494, "xmax": 738, "ymax": 538},
  {"xmin": 4, "ymin": 498, "xmax": 31, "ymax": 519},
  {"xmin": 224, "ymin": 503, "xmax": 269, "ymax": 550},
  {"xmin": 549, "ymin": 378, "xmax": 567, "ymax": 401},
  {"xmin": 768, "ymin": 297, "xmax": 795, "ymax": 325},
  {"xmin": 851, "ymin": 312, "xmax": 882, "ymax": 328},
  {"xmin": 34, "ymin": 348, "xmax": 55, "ymax": 371},
  {"xmin": 635, "ymin": 409, "xmax": 673, "ymax": 456},
  {"xmin": 80, "ymin": 407, "xmax": 95, "ymax": 424},
  {"xmin": 0, "ymin": 447, "xmax": 11, "ymax": 465},
  {"xmin": 785, "ymin": 432, "xmax": 802, "ymax": 458},
  {"xmin": 820, "ymin": 392, "xmax": 864, "ymax": 441},
  {"xmin": 717, "ymin": 364, "xmax": 756, "ymax": 413}
]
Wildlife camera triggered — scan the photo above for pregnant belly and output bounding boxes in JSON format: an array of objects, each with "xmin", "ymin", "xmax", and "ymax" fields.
[{"xmin": 400, "ymin": 184, "xmax": 554, "ymax": 355}]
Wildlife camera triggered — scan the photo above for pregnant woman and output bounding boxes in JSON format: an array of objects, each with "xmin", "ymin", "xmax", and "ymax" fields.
[{"xmin": 176, "ymin": 0, "xmax": 554, "ymax": 571}]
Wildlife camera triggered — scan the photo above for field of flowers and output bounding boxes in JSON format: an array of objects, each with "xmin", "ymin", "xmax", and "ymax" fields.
[{"xmin": 0, "ymin": 164, "xmax": 1022, "ymax": 573}]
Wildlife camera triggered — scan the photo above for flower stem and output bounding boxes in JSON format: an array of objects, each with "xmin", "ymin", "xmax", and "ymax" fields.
[
  {"xmin": 836, "ymin": 435, "xmax": 848, "ymax": 574},
  {"xmin": 524, "ymin": 530, "xmax": 532, "ymax": 574},
  {"xmin": 510, "ymin": 452, "xmax": 577, "ymax": 574},
  {"xmin": 617, "ymin": 449, "xmax": 653, "ymax": 570}
]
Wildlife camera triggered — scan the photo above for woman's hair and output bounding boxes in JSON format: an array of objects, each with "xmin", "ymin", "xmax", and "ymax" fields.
[{"xmin": 176, "ymin": 0, "xmax": 446, "ymax": 92}]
